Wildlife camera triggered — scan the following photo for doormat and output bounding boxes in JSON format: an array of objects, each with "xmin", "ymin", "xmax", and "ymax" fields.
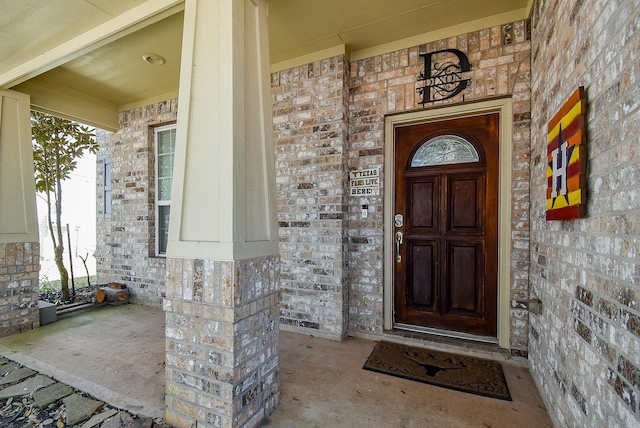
[{"xmin": 363, "ymin": 341, "xmax": 511, "ymax": 401}]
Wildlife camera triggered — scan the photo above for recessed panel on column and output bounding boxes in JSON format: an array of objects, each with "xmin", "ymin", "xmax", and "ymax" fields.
[{"xmin": 0, "ymin": 90, "xmax": 38, "ymax": 242}]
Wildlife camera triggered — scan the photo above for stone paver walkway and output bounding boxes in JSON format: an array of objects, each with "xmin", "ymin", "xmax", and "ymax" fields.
[{"xmin": 0, "ymin": 357, "xmax": 169, "ymax": 428}]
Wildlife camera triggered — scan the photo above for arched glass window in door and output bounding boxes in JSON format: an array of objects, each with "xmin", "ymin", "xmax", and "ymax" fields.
[{"xmin": 411, "ymin": 134, "xmax": 479, "ymax": 167}]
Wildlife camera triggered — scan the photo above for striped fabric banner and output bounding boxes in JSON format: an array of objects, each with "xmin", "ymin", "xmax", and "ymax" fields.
[{"xmin": 546, "ymin": 87, "xmax": 587, "ymax": 220}]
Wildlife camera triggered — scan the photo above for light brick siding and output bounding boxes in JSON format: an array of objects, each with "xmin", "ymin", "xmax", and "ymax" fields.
[
  {"xmin": 164, "ymin": 255, "xmax": 280, "ymax": 428},
  {"xmin": 270, "ymin": 21, "xmax": 532, "ymax": 352},
  {"xmin": 271, "ymin": 56, "xmax": 350, "ymax": 339},
  {"xmin": 528, "ymin": 0, "xmax": 640, "ymax": 427},
  {"xmin": 90, "ymin": 3, "xmax": 640, "ymax": 426},
  {"xmin": 0, "ymin": 242, "xmax": 40, "ymax": 337},
  {"xmin": 95, "ymin": 100, "xmax": 178, "ymax": 306},
  {"xmin": 348, "ymin": 22, "xmax": 532, "ymax": 348},
  {"xmin": 103, "ymin": 21, "xmax": 532, "ymax": 349}
]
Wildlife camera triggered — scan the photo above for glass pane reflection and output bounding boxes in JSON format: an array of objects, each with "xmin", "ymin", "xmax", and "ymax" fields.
[{"xmin": 411, "ymin": 135, "xmax": 479, "ymax": 167}]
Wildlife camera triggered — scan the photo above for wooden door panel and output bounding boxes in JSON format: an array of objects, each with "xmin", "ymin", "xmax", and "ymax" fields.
[
  {"xmin": 446, "ymin": 241, "xmax": 483, "ymax": 316},
  {"xmin": 410, "ymin": 178, "xmax": 439, "ymax": 230},
  {"xmin": 448, "ymin": 173, "xmax": 484, "ymax": 232},
  {"xmin": 408, "ymin": 241, "xmax": 437, "ymax": 310}
]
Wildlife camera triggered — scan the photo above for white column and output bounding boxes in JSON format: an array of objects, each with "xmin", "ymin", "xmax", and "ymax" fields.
[
  {"xmin": 167, "ymin": 0, "xmax": 277, "ymax": 260},
  {"xmin": 0, "ymin": 90, "xmax": 38, "ymax": 243},
  {"xmin": 0, "ymin": 90, "xmax": 41, "ymax": 337},
  {"xmin": 164, "ymin": 1, "xmax": 280, "ymax": 427}
]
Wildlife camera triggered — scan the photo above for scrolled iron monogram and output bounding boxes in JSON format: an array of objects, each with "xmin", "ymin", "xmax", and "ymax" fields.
[{"xmin": 417, "ymin": 49, "xmax": 472, "ymax": 104}]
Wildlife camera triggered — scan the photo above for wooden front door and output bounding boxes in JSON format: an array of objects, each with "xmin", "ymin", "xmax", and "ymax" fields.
[{"xmin": 393, "ymin": 113, "xmax": 499, "ymax": 337}]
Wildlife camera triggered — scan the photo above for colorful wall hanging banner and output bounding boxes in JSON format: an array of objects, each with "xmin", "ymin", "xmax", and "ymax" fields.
[{"xmin": 546, "ymin": 87, "xmax": 587, "ymax": 220}]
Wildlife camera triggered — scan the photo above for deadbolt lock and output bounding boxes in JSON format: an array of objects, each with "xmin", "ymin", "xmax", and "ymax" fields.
[{"xmin": 394, "ymin": 213, "xmax": 404, "ymax": 227}]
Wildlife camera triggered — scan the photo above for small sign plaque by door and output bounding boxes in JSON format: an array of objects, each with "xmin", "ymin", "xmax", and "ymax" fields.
[{"xmin": 349, "ymin": 167, "xmax": 380, "ymax": 196}]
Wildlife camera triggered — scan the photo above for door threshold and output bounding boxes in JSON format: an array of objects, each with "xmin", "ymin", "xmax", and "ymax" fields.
[
  {"xmin": 390, "ymin": 323, "xmax": 503, "ymax": 351},
  {"xmin": 379, "ymin": 328, "xmax": 514, "ymax": 362}
]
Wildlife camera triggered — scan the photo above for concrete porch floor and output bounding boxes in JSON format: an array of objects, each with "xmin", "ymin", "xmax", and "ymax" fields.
[
  {"xmin": 0, "ymin": 304, "xmax": 166, "ymax": 419},
  {"xmin": 0, "ymin": 304, "xmax": 553, "ymax": 427}
]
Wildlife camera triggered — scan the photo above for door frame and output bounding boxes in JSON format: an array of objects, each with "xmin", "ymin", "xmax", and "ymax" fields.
[{"xmin": 383, "ymin": 98, "xmax": 513, "ymax": 349}]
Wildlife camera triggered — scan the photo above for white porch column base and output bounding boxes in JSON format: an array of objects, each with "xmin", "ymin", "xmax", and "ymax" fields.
[{"xmin": 0, "ymin": 243, "xmax": 40, "ymax": 337}]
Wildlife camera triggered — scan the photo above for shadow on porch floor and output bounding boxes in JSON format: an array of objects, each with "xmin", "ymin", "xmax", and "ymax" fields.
[{"xmin": 0, "ymin": 304, "xmax": 553, "ymax": 427}]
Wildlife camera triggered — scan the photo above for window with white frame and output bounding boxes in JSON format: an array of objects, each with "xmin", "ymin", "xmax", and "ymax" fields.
[
  {"xmin": 155, "ymin": 124, "xmax": 176, "ymax": 256},
  {"xmin": 103, "ymin": 158, "xmax": 111, "ymax": 218}
]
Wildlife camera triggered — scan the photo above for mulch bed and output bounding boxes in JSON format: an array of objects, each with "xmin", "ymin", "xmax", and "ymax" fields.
[{"xmin": 39, "ymin": 285, "xmax": 100, "ymax": 307}]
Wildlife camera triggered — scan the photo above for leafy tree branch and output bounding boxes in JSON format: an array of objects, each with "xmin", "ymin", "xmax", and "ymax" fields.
[{"xmin": 32, "ymin": 111, "xmax": 98, "ymax": 301}]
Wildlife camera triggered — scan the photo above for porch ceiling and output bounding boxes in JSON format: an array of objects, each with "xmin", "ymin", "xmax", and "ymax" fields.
[{"xmin": 0, "ymin": 0, "xmax": 529, "ymax": 128}]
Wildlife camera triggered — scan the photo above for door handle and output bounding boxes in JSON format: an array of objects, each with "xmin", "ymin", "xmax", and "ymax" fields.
[{"xmin": 395, "ymin": 231, "xmax": 403, "ymax": 262}]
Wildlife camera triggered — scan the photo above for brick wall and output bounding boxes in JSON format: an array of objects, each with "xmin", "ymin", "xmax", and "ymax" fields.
[
  {"xmin": 164, "ymin": 255, "xmax": 280, "ymax": 427},
  {"xmin": 271, "ymin": 56, "xmax": 350, "ymax": 339},
  {"xmin": 0, "ymin": 242, "xmax": 40, "ymax": 337},
  {"xmin": 528, "ymin": 0, "xmax": 640, "ymax": 426},
  {"xmin": 95, "ymin": 100, "xmax": 178, "ymax": 306},
  {"xmin": 346, "ymin": 21, "xmax": 532, "ymax": 351},
  {"xmin": 102, "ymin": 22, "xmax": 532, "ymax": 352},
  {"xmin": 270, "ymin": 21, "xmax": 532, "ymax": 350}
]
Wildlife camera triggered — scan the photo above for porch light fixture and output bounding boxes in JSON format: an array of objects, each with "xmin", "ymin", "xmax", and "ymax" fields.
[{"xmin": 142, "ymin": 53, "xmax": 166, "ymax": 65}]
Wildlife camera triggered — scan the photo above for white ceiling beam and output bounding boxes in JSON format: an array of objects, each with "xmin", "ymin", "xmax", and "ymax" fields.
[
  {"xmin": 15, "ymin": 79, "xmax": 120, "ymax": 132},
  {"xmin": 0, "ymin": 0, "xmax": 184, "ymax": 90}
]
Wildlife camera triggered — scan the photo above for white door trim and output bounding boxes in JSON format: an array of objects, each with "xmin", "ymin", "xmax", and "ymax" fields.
[{"xmin": 383, "ymin": 98, "xmax": 513, "ymax": 349}]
